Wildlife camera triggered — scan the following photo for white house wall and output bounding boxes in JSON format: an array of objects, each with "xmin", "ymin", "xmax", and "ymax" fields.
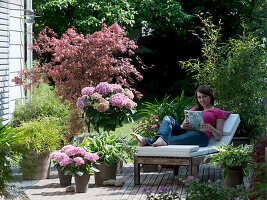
[{"xmin": 0, "ymin": 0, "xmax": 24, "ymax": 124}]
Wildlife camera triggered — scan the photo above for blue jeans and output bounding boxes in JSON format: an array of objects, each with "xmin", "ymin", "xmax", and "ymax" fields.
[{"xmin": 145, "ymin": 116, "xmax": 209, "ymax": 147}]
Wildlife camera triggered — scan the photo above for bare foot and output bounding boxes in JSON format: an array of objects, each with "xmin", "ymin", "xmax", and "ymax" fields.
[
  {"xmin": 130, "ymin": 133, "xmax": 147, "ymax": 147},
  {"xmin": 152, "ymin": 137, "xmax": 167, "ymax": 147}
]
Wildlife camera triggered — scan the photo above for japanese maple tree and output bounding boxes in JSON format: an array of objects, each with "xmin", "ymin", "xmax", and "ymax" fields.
[{"xmin": 13, "ymin": 23, "xmax": 145, "ymax": 134}]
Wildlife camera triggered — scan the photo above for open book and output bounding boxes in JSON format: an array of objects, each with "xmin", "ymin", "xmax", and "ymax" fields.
[{"xmin": 184, "ymin": 110, "xmax": 204, "ymax": 132}]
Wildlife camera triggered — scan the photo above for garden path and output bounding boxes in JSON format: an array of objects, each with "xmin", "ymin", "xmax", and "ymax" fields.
[{"xmin": 8, "ymin": 163, "xmax": 249, "ymax": 200}]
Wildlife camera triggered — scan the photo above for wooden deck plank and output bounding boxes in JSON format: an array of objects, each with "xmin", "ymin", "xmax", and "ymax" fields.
[{"xmin": 11, "ymin": 163, "xmax": 238, "ymax": 200}]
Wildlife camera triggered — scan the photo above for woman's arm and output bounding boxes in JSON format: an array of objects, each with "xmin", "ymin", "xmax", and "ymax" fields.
[{"xmin": 202, "ymin": 118, "xmax": 225, "ymax": 141}]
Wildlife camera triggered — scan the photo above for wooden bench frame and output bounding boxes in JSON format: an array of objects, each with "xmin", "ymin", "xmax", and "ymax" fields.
[{"xmin": 134, "ymin": 155, "xmax": 205, "ymax": 185}]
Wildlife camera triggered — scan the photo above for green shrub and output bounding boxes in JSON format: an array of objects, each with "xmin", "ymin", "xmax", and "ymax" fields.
[
  {"xmin": 0, "ymin": 120, "xmax": 26, "ymax": 197},
  {"xmin": 180, "ymin": 14, "xmax": 266, "ymax": 140},
  {"xmin": 12, "ymin": 83, "xmax": 70, "ymax": 133},
  {"xmin": 138, "ymin": 91, "xmax": 194, "ymax": 124},
  {"xmin": 17, "ymin": 117, "xmax": 65, "ymax": 154}
]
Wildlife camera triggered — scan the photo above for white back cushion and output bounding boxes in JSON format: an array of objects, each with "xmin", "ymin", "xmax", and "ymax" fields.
[{"xmin": 208, "ymin": 114, "xmax": 240, "ymax": 147}]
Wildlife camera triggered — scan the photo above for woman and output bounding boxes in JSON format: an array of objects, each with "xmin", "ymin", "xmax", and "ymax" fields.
[{"xmin": 131, "ymin": 85, "xmax": 226, "ymax": 147}]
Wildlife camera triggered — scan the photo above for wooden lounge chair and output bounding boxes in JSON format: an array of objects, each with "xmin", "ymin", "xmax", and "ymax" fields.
[{"xmin": 134, "ymin": 114, "xmax": 240, "ymax": 185}]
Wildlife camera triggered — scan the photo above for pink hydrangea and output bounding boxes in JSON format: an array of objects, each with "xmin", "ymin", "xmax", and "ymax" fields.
[
  {"xmin": 94, "ymin": 99, "xmax": 109, "ymax": 112},
  {"xmin": 90, "ymin": 92, "xmax": 102, "ymax": 101},
  {"xmin": 112, "ymin": 84, "xmax": 123, "ymax": 93},
  {"xmin": 124, "ymin": 98, "xmax": 136, "ymax": 110},
  {"xmin": 59, "ymin": 157, "xmax": 73, "ymax": 167},
  {"xmin": 73, "ymin": 147, "xmax": 87, "ymax": 156},
  {"xmin": 94, "ymin": 82, "xmax": 113, "ymax": 95},
  {"xmin": 65, "ymin": 146, "xmax": 77, "ymax": 156},
  {"xmin": 85, "ymin": 153, "xmax": 99, "ymax": 162},
  {"xmin": 61, "ymin": 145, "xmax": 76, "ymax": 154},
  {"xmin": 76, "ymin": 95, "xmax": 89, "ymax": 110},
  {"xmin": 81, "ymin": 87, "xmax": 95, "ymax": 96},
  {"xmin": 50, "ymin": 152, "xmax": 69, "ymax": 163},
  {"xmin": 124, "ymin": 89, "xmax": 134, "ymax": 100},
  {"xmin": 109, "ymin": 93, "xmax": 127, "ymax": 108},
  {"xmin": 74, "ymin": 157, "xmax": 84, "ymax": 166}
]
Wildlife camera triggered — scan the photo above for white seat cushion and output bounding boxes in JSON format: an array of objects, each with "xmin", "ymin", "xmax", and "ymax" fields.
[
  {"xmin": 136, "ymin": 114, "xmax": 240, "ymax": 158},
  {"xmin": 136, "ymin": 145, "xmax": 199, "ymax": 157}
]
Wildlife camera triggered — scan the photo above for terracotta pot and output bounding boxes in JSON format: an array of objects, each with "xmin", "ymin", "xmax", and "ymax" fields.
[
  {"xmin": 74, "ymin": 174, "xmax": 90, "ymax": 193},
  {"xmin": 224, "ymin": 169, "xmax": 243, "ymax": 187},
  {"xmin": 58, "ymin": 169, "xmax": 72, "ymax": 187},
  {"xmin": 94, "ymin": 161, "xmax": 118, "ymax": 186},
  {"xmin": 22, "ymin": 151, "xmax": 50, "ymax": 180}
]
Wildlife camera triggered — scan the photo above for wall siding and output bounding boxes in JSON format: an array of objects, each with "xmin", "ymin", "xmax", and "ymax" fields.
[{"xmin": 0, "ymin": 0, "xmax": 24, "ymax": 123}]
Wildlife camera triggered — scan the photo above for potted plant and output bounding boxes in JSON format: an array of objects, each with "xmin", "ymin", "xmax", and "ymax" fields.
[
  {"xmin": 51, "ymin": 144, "xmax": 99, "ymax": 193},
  {"xmin": 81, "ymin": 132, "xmax": 125, "ymax": 186},
  {"xmin": 16, "ymin": 116, "xmax": 65, "ymax": 180},
  {"xmin": 208, "ymin": 143, "xmax": 253, "ymax": 187},
  {"xmin": 50, "ymin": 145, "xmax": 73, "ymax": 187},
  {"xmin": 76, "ymin": 82, "xmax": 136, "ymax": 134}
]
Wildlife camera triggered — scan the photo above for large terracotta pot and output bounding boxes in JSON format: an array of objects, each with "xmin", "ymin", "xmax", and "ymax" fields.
[
  {"xmin": 74, "ymin": 174, "xmax": 90, "ymax": 193},
  {"xmin": 57, "ymin": 169, "xmax": 72, "ymax": 187},
  {"xmin": 22, "ymin": 151, "xmax": 50, "ymax": 180},
  {"xmin": 94, "ymin": 161, "xmax": 118, "ymax": 186},
  {"xmin": 224, "ymin": 169, "xmax": 243, "ymax": 187}
]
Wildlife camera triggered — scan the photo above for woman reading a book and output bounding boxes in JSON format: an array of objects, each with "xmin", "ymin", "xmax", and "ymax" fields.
[{"xmin": 130, "ymin": 85, "xmax": 226, "ymax": 147}]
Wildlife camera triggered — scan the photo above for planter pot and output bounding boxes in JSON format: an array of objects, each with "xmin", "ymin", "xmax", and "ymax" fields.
[
  {"xmin": 74, "ymin": 174, "xmax": 90, "ymax": 193},
  {"xmin": 224, "ymin": 169, "xmax": 243, "ymax": 187},
  {"xmin": 94, "ymin": 161, "xmax": 118, "ymax": 186},
  {"xmin": 58, "ymin": 169, "xmax": 72, "ymax": 187},
  {"xmin": 22, "ymin": 151, "xmax": 51, "ymax": 180},
  {"xmin": 232, "ymin": 137, "xmax": 250, "ymax": 147}
]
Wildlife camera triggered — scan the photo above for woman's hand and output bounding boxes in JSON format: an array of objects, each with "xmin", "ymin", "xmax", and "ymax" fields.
[
  {"xmin": 181, "ymin": 121, "xmax": 193, "ymax": 130},
  {"xmin": 201, "ymin": 123, "xmax": 214, "ymax": 132},
  {"xmin": 201, "ymin": 119, "xmax": 225, "ymax": 141}
]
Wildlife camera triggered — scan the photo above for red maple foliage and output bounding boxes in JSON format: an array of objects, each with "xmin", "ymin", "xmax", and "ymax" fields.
[{"xmin": 13, "ymin": 23, "xmax": 145, "ymax": 134}]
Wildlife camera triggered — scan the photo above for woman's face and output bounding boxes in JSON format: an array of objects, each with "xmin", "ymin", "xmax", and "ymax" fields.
[{"xmin": 197, "ymin": 92, "xmax": 212, "ymax": 108}]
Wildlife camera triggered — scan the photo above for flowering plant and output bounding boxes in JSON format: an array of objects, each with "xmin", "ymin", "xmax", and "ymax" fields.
[
  {"xmin": 131, "ymin": 115, "xmax": 161, "ymax": 138},
  {"xmin": 180, "ymin": 176, "xmax": 249, "ymax": 200},
  {"xmin": 77, "ymin": 82, "xmax": 136, "ymax": 133},
  {"xmin": 50, "ymin": 144, "xmax": 99, "ymax": 176}
]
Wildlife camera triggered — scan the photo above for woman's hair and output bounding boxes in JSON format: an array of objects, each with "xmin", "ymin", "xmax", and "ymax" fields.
[{"xmin": 194, "ymin": 85, "xmax": 214, "ymax": 111}]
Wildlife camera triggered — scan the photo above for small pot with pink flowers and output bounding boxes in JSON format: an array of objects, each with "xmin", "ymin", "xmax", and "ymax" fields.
[{"xmin": 50, "ymin": 144, "xmax": 99, "ymax": 192}]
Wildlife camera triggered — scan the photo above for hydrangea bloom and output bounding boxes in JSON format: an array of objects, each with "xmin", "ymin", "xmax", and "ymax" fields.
[
  {"xmin": 94, "ymin": 82, "xmax": 113, "ymax": 95},
  {"xmin": 109, "ymin": 93, "xmax": 127, "ymax": 108},
  {"xmin": 81, "ymin": 87, "xmax": 95, "ymax": 96},
  {"xmin": 85, "ymin": 153, "xmax": 99, "ymax": 162},
  {"xmin": 124, "ymin": 89, "xmax": 134, "ymax": 100},
  {"xmin": 124, "ymin": 98, "xmax": 135, "ymax": 110},
  {"xmin": 50, "ymin": 152, "xmax": 69, "ymax": 163},
  {"xmin": 90, "ymin": 93, "xmax": 102, "ymax": 101},
  {"xmin": 73, "ymin": 147, "xmax": 87, "ymax": 156},
  {"xmin": 76, "ymin": 95, "xmax": 89, "ymax": 110},
  {"xmin": 59, "ymin": 157, "xmax": 73, "ymax": 167},
  {"xmin": 94, "ymin": 99, "xmax": 109, "ymax": 112},
  {"xmin": 74, "ymin": 157, "xmax": 85, "ymax": 166},
  {"xmin": 112, "ymin": 84, "xmax": 123, "ymax": 93},
  {"xmin": 60, "ymin": 144, "xmax": 76, "ymax": 153}
]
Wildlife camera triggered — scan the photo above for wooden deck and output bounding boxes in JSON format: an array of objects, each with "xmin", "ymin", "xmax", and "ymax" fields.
[{"xmin": 8, "ymin": 163, "xmax": 248, "ymax": 200}]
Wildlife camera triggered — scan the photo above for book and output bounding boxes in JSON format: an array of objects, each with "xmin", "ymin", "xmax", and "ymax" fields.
[{"xmin": 184, "ymin": 110, "xmax": 204, "ymax": 132}]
